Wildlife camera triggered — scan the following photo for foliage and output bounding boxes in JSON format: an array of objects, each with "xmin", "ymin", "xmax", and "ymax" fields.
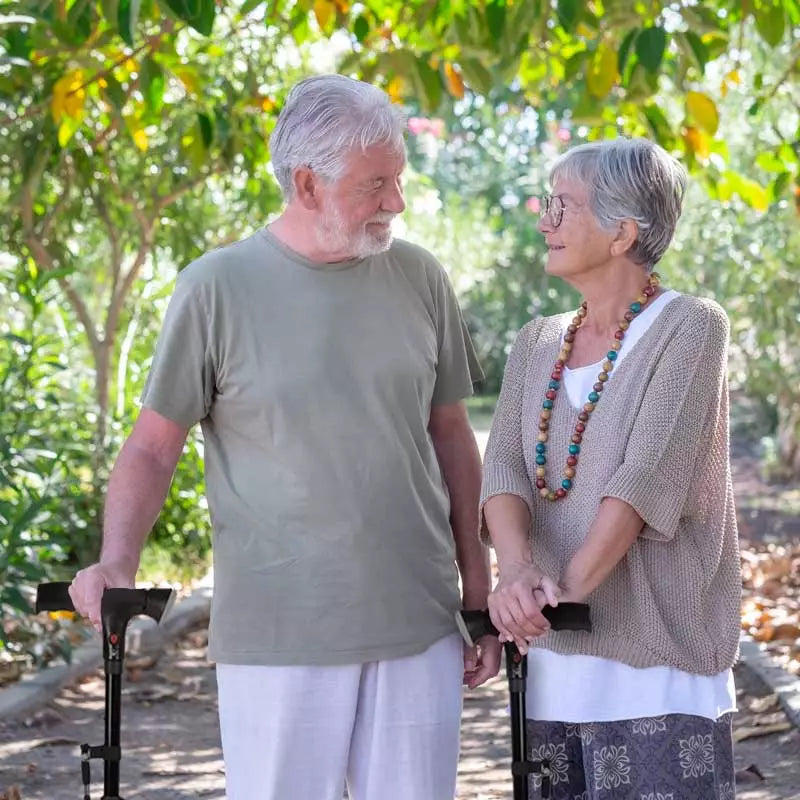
[{"xmin": 0, "ymin": 257, "xmax": 96, "ymax": 658}]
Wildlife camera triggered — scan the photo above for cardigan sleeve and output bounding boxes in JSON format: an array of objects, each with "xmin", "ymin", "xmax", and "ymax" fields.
[
  {"xmin": 602, "ymin": 299, "xmax": 730, "ymax": 541},
  {"xmin": 479, "ymin": 320, "xmax": 541, "ymax": 543}
]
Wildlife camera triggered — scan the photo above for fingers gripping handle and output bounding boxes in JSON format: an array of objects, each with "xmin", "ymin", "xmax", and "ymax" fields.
[
  {"xmin": 455, "ymin": 603, "xmax": 591, "ymax": 648},
  {"xmin": 35, "ymin": 582, "xmax": 175, "ymax": 636}
]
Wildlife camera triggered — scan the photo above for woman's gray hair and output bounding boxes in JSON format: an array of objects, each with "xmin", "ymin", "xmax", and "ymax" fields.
[
  {"xmin": 550, "ymin": 138, "xmax": 687, "ymax": 269},
  {"xmin": 270, "ymin": 74, "xmax": 407, "ymax": 199}
]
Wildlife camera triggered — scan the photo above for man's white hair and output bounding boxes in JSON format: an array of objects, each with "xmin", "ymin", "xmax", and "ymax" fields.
[{"xmin": 270, "ymin": 74, "xmax": 407, "ymax": 199}]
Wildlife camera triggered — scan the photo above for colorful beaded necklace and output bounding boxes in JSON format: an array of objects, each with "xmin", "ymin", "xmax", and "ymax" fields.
[{"xmin": 535, "ymin": 272, "xmax": 661, "ymax": 502}]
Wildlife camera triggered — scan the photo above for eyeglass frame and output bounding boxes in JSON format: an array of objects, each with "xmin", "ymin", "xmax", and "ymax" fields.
[{"xmin": 538, "ymin": 194, "xmax": 569, "ymax": 228}]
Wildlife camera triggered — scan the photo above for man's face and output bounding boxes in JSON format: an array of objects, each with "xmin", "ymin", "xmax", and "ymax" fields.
[{"xmin": 315, "ymin": 143, "xmax": 407, "ymax": 260}]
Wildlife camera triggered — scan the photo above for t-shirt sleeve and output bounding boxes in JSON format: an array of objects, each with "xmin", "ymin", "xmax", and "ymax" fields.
[
  {"xmin": 478, "ymin": 321, "xmax": 538, "ymax": 543},
  {"xmin": 602, "ymin": 301, "xmax": 730, "ymax": 541},
  {"xmin": 140, "ymin": 271, "xmax": 216, "ymax": 428},
  {"xmin": 431, "ymin": 264, "xmax": 484, "ymax": 405}
]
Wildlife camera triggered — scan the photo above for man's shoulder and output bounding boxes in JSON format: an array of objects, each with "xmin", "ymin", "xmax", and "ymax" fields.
[
  {"xmin": 177, "ymin": 231, "xmax": 266, "ymax": 290},
  {"xmin": 385, "ymin": 237, "xmax": 444, "ymax": 273}
]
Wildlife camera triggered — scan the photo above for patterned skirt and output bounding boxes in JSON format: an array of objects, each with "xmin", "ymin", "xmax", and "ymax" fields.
[{"xmin": 526, "ymin": 713, "xmax": 735, "ymax": 799}]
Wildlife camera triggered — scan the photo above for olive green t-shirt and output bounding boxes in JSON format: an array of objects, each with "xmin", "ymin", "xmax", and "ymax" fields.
[{"xmin": 142, "ymin": 229, "xmax": 482, "ymax": 665}]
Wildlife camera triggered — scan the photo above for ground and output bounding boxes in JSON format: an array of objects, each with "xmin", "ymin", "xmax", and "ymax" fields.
[
  {"xmin": 0, "ymin": 621, "xmax": 798, "ymax": 799},
  {"xmin": 2, "ymin": 411, "xmax": 799, "ymax": 799}
]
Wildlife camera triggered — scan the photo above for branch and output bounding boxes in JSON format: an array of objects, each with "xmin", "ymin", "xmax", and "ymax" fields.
[
  {"xmin": 154, "ymin": 166, "xmax": 223, "ymax": 212},
  {"xmin": 104, "ymin": 226, "xmax": 153, "ymax": 347},
  {"xmin": 762, "ymin": 47, "xmax": 800, "ymax": 105},
  {"xmin": 41, "ymin": 159, "xmax": 74, "ymax": 238},
  {"xmin": 19, "ymin": 142, "xmax": 102, "ymax": 361}
]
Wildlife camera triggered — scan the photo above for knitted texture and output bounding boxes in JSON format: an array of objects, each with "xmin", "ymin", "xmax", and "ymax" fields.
[{"xmin": 480, "ymin": 294, "xmax": 742, "ymax": 675}]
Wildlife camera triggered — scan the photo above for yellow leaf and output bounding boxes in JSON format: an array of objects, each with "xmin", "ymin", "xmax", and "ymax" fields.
[
  {"xmin": 726, "ymin": 69, "xmax": 741, "ymax": 85},
  {"xmin": 586, "ymin": 42, "xmax": 618, "ymax": 99},
  {"xmin": 687, "ymin": 90, "xmax": 719, "ymax": 135},
  {"xmin": 314, "ymin": 0, "xmax": 335, "ymax": 30},
  {"xmin": 176, "ymin": 69, "xmax": 199, "ymax": 95},
  {"xmin": 684, "ymin": 126, "xmax": 710, "ymax": 159},
  {"xmin": 387, "ymin": 76, "xmax": 405, "ymax": 104},
  {"xmin": 132, "ymin": 128, "xmax": 148, "ymax": 151},
  {"xmin": 51, "ymin": 70, "xmax": 86, "ymax": 124},
  {"xmin": 48, "ymin": 610, "xmax": 75, "ymax": 621},
  {"xmin": 444, "ymin": 63, "xmax": 465, "ymax": 100},
  {"xmin": 261, "ymin": 96, "xmax": 276, "ymax": 112},
  {"xmin": 125, "ymin": 58, "xmax": 138, "ymax": 74},
  {"xmin": 720, "ymin": 81, "xmax": 728, "ymax": 99}
]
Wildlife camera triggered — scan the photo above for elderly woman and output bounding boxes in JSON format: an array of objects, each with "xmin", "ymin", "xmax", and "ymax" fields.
[{"xmin": 481, "ymin": 138, "xmax": 741, "ymax": 798}]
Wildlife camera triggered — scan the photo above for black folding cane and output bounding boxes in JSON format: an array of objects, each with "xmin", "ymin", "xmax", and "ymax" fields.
[
  {"xmin": 456, "ymin": 604, "xmax": 591, "ymax": 800},
  {"xmin": 35, "ymin": 582, "xmax": 175, "ymax": 800}
]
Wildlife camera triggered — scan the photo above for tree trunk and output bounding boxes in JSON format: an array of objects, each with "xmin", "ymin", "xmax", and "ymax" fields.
[{"xmin": 776, "ymin": 394, "xmax": 800, "ymax": 481}]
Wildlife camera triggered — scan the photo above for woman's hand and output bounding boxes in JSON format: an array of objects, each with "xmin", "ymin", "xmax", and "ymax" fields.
[{"xmin": 487, "ymin": 561, "xmax": 561, "ymax": 654}]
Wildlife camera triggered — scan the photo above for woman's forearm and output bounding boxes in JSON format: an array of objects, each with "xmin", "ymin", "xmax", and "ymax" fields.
[
  {"xmin": 560, "ymin": 496, "xmax": 644, "ymax": 601},
  {"xmin": 483, "ymin": 494, "xmax": 532, "ymax": 571}
]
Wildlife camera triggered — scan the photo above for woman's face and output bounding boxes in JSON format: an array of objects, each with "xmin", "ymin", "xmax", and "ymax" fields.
[{"xmin": 537, "ymin": 177, "xmax": 617, "ymax": 280}]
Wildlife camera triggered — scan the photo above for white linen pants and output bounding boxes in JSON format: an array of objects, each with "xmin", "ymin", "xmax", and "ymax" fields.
[{"xmin": 216, "ymin": 633, "xmax": 463, "ymax": 800}]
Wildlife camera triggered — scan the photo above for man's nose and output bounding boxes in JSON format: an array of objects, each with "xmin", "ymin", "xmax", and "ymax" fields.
[{"xmin": 382, "ymin": 182, "xmax": 405, "ymax": 214}]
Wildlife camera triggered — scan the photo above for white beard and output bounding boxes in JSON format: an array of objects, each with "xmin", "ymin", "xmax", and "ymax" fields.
[{"xmin": 316, "ymin": 205, "xmax": 395, "ymax": 259}]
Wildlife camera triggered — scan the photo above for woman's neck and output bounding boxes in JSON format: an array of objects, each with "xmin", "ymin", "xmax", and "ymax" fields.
[{"xmin": 569, "ymin": 263, "xmax": 655, "ymax": 333}]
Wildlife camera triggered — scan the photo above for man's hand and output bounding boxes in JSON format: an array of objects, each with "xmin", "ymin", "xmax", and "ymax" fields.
[
  {"xmin": 487, "ymin": 561, "xmax": 560, "ymax": 654},
  {"xmin": 463, "ymin": 635, "xmax": 502, "ymax": 689},
  {"xmin": 69, "ymin": 561, "xmax": 136, "ymax": 632}
]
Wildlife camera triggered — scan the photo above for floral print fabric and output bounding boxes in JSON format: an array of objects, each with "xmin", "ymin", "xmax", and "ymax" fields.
[{"xmin": 526, "ymin": 713, "xmax": 735, "ymax": 799}]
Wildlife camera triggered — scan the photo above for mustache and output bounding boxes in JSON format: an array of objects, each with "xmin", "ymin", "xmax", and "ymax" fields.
[{"xmin": 367, "ymin": 213, "xmax": 396, "ymax": 225}]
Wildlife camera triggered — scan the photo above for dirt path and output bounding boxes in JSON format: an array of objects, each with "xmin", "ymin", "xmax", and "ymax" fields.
[{"xmin": 1, "ymin": 622, "xmax": 798, "ymax": 799}]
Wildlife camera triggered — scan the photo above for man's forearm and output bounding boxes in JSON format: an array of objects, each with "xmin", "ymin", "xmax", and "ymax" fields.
[
  {"xmin": 100, "ymin": 438, "xmax": 179, "ymax": 577},
  {"xmin": 560, "ymin": 496, "xmax": 644, "ymax": 601}
]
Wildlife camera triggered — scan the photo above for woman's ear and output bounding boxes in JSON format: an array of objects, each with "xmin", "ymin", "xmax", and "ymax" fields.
[
  {"xmin": 293, "ymin": 167, "xmax": 320, "ymax": 210},
  {"xmin": 610, "ymin": 219, "xmax": 639, "ymax": 257}
]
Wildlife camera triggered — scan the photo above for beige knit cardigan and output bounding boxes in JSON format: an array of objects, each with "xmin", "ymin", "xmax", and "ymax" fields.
[{"xmin": 480, "ymin": 294, "xmax": 742, "ymax": 675}]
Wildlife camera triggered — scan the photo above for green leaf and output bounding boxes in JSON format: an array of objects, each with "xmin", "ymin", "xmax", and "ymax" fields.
[
  {"xmin": 160, "ymin": 0, "xmax": 216, "ymax": 36},
  {"xmin": 635, "ymin": 26, "xmax": 667, "ymax": 73},
  {"xmin": 755, "ymin": 151, "xmax": 786, "ymax": 173},
  {"xmin": 117, "ymin": 0, "xmax": 141, "ymax": 47},
  {"xmin": 618, "ymin": 29, "xmax": 638, "ymax": 77},
  {"xmin": 67, "ymin": 0, "xmax": 94, "ymax": 44},
  {"xmin": 643, "ymin": 103, "xmax": 672, "ymax": 145},
  {"xmin": 102, "ymin": 73, "xmax": 126, "ymax": 111},
  {"xmin": 459, "ymin": 58, "xmax": 493, "ymax": 95},
  {"xmin": 353, "ymin": 14, "xmax": 369, "ymax": 43},
  {"xmin": 240, "ymin": 0, "xmax": 262, "ymax": 15},
  {"xmin": 683, "ymin": 30, "xmax": 708, "ymax": 71},
  {"xmin": 556, "ymin": 0, "xmax": 580, "ymax": 33},
  {"xmin": 141, "ymin": 57, "xmax": 165, "ymax": 114},
  {"xmin": 754, "ymin": 1, "xmax": 786, "ymax": 47},
  {"xmin": 414, "ymin": 59, "xmax": 443, "ymax": 111},
  {"xmin": 197, "ymin": 112, "xmax": 214, "ymax": 148},
  {"xmin": 486, "ymin": 0, "xmax": 506, "ymax": 42},
  {"xmin": 769, "ymin": 171, "xmax": 791, "ymax": 202}
]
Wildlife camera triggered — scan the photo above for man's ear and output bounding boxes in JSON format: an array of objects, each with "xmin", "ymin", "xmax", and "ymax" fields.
[
  {"xmin": 610, "ymin": 219, "xmax": 638, "ymax": 258},
  {"xmin": 293, "ymin": 167, "xmax": 320, "ymax": 210}
]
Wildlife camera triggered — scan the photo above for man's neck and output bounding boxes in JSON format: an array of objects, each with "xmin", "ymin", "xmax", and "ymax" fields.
[{"xmin": 269, "ymin": 212, "xmax": 355, "ymax": 264}]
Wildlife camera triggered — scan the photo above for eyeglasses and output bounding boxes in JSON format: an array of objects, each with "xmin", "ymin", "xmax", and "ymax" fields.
[{"xmin": 539, "ymin": 194, "xmax": 567, "ymax": 228}]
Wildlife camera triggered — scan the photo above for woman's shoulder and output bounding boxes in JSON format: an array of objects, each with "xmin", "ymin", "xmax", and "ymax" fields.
[
  {"xmin": 514, "ymin": 314, "xmax": 565, "ymax": 350},
  {"xmin": 661, "ymin": 293, "xmax": 730, "ymax": 340}
]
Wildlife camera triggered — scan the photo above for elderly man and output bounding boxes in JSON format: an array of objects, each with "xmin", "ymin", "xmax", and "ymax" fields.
[{"xmin": 68, "ymin": 74, "xmax": 500, "ymax": 799}]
